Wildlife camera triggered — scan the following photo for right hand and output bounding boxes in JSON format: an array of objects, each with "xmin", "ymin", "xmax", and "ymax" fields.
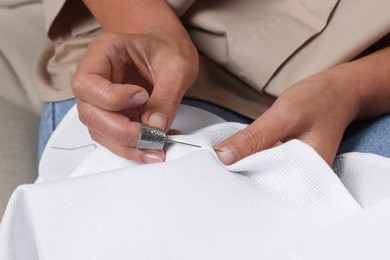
[{"xmin": 72, "ymin": 29, "xmax": 199, "ymax": 163}]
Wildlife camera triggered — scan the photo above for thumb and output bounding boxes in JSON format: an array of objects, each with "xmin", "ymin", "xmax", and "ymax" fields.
[
  {"xmin": 215, "ymin": 110, "xmax": 297, "ymax": 165},
  {"xmin": 141, "ymin": 81, "xmax": 186, "ymax": 131}
]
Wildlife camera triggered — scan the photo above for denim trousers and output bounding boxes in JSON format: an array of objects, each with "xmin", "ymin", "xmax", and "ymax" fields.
[{"xmin": 38, "ymin": 98, "xmax": 390, "ymax": 161}]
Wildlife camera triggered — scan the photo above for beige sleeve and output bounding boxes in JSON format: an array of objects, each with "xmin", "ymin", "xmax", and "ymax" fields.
[
  {"xmin": 35, "ymin": 0, "xmax": 390, "ymax": 117},
  {"xmin": 183, "ymin": 0, "xmax": 390, "ymax": 98},
  {"xmin": 182, "ymin": 0, "xmax": 339, "ymax": 94},
  {"xmin": 0, "ymin": 2, "xmax": 45, "ymax": 114},
  {"xmin": 35, "ymin": 0, "xmax": 101, "ymax": 101},
  {"xmin": 35, "ymin": 0, "xmax": 197, "ymax": 102},
  {"xmin": 264, "ymin": 0, "xmax": 390, "ymax": 97},
  {"xmin": 0, "ymin": 0, "xmax": 40, "ymax": 8}
]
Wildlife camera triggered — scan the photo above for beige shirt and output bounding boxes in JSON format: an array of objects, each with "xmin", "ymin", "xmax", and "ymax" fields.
[{"xmin": 34, "ymin": 0, "xmax": 390, "ymax": 119}]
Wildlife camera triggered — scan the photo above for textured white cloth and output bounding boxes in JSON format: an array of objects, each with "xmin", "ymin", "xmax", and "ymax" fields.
[
  {"xmin": 334, "ymin": 152, "xmax": 390, "ymax": 208},
  {"xmin": 1, "ymin": 105, "xmax": 390, "ymax": 259}
]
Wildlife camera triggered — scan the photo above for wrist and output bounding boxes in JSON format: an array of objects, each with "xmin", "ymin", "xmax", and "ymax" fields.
[
  {"xmin": 323, "ymin": 47, "xmax": 390, "ymax": 121},
  {"xmin": 321, "ymin": 68, "xmax": 362, "ymax": 125},
  {"xmin": 295, "ymin": 70, "xmax": 362, "ymax": 129},
  {"xmin": 83, "ymin": 0, "xmax": 184, "ymax": 34}
]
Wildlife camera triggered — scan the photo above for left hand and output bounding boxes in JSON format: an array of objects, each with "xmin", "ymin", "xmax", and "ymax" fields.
[{"xmin": 215, "ymin": 71, "xmax": 361, "ymax": 165}]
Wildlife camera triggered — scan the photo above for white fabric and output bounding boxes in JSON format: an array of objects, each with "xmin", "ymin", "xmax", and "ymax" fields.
[
  {"xmin": 334, "ymin": 152, "xmax": 390, "ymax": 208},
  {"xmin": 1, "ymin": 105, "xmax": 390, "ymax": 259}
]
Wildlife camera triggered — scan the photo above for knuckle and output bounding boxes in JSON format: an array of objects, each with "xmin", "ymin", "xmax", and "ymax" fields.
[
  {"xmin": 78, "ymin": 103, "xmax": 95, "ymax": 128},
  {"xmin": 71, "ymin": 73, "xmax": 87, "ymax": 97},
  {"xmin": 101, "ymin": 83, "xmax": 118, "ymax": 109},
  {"xmin": 236, "ymin": 128, "xmax": 265, "ymax": 156},
  {"xmin": 115, "ymin": 121, "xmax": 137, "ymax": 147},
  {"xmin": 159, "ymin": 46, "xmax": 198, "ymax": 83},
  {"xmin": 71, "ymin": 66, "xmax": 101, "ymax": 101},
  {"xmin": 171, "ymin": 56, "xmax": 198, "ymax": 80},
  {"xmin": 148, "ymin": 88, "xmax": 182, "ymax": 111},
  {"xmin": 155, "ymin": 89, "xmax": 180, "ymax": 105}
]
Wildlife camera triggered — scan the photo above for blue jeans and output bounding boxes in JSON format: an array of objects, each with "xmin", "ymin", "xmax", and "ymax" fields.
[
  {"xmin": 38, "ymin": 99, "xmax": 77, "ymax": 161},
  {"xmin": 337, "ymin": 115, "xmax": 390, "ymax": 156},
  {"xmin": 38, "ymin": 98, "xmax": 390, "ymax": 160}
]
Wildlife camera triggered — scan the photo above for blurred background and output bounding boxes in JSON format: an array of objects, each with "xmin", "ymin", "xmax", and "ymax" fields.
[{"xmin": 0, "ymin": 1, "xmax": 44, "ymax": 218}]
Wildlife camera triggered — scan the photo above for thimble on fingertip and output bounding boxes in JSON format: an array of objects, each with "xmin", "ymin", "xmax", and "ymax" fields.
[{"xmin": 136, "ymin": 124, "xmax": 167, "ymax": 150}]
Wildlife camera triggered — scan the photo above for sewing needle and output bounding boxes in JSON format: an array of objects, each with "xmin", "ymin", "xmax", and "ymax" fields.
[
  {"xmin": 166, "ymin": 138, "xmax": 222, "ymax": 152},
  {"xmin": 137, "ymin": 124, "xmax": 222, "ymax": 152},
  {"xmin": 166, "ymin": 138, "xmax": 202, "ymax": 149}
]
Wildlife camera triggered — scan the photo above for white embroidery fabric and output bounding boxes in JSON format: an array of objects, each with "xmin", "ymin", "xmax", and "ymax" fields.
[{"xmin": 1, "ymin": 105, "xmax": 390, "ymax": 259}]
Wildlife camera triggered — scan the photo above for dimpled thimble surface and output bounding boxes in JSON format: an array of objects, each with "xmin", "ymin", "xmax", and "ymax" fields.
[{"xmin": 136, "ymin": 124, "xmax": 166, "ymax": 150}]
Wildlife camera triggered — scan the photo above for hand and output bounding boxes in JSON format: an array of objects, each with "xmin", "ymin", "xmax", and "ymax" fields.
[
  {"xmin": 215, "ymin": 72, "xmax": 361, "ymax": 165},
  {"xmin": 215, "ymin": 47, "xmax": 390, "ymax": 165},
  {"xmin": 72, "ymin": 30, "xmax": 198, "ymax": 163}
]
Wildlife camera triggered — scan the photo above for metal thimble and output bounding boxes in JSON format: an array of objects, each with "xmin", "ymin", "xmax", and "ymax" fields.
[{"xmin": 136, "ymin": 124, "xmax": 167, "ymax": 150}]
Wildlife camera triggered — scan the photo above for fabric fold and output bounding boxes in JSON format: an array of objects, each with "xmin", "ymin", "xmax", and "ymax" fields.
[{"xmin": 1, "ymin": 104, "xmax": 390, "ymax": 258}]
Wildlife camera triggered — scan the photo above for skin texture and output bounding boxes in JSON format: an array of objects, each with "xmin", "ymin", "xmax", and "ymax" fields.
[
  {"xmin": 75, "ymin": 0, "xmax": 390, "ymax": 165},
  {"xmin": 74, "ymin": 0, "xmax": 198, "ymax": 163},
  {"xmin": 215, "ymin": 47, "xmax": 390, "ymax": 165}
]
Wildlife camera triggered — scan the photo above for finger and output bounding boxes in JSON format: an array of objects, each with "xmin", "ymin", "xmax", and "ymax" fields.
[
  {"xmin": 215, "ymin": 105, "xmax": 302, "ymax": 165},
  {"xmin": 143, "ymin": 89, "xmax": 183, "ymax": 131},
  {"xmin": 89, "ymin": 130, "xmax": 166, "ymax": 163},
  {"xmin": 72, "ymin": 73, "xmax": 149, "ymax": 111},
  {"xmin": 76, "ymin": 33, "xmax": 129, "ymax": 83},
  {"xmin": 140, "ymin": 69, "xmax": 194, "ymax": 131},
  {"xmin": 72, "ymin": 34, "xmax": 150, "ymax": 111},
  {"xmin": 77, "ymin": 101, "xmax": 141, "ymax": 147}
]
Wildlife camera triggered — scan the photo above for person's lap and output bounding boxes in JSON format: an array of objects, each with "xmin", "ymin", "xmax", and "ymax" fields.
[
  {"xmin": 38, "ymin": 99, "xmax": 77, "ymax": 161},
  {"xmin": 38, "ymin": 98, "xmax": 390, "ymax": 161},
  {"xmin": 337, "ymin": 115, "xmax": 390, "ymax": 157}
]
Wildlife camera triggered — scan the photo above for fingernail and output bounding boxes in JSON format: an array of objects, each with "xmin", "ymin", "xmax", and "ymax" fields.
[
  {"xmin": 149, "ymin": 112, "xmax": 167, "ymax": 130},
  {"xmin": 131, "ymin": 92, "xmax": 148, "ymax": 106},
  {"xmin": 216, "ymin": 145, "xmax": 238, "ymax": 165},
  {"xmin": 143, "ymin": 153, "xmax": 163, "ymax": 164}
]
